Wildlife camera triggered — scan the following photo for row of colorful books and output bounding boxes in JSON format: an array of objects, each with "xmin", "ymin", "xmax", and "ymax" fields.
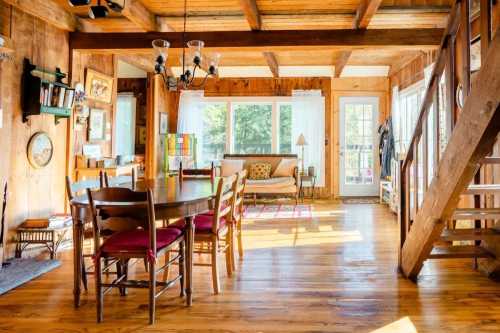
[
  {"xmin": 39, "ymin": 82, "xmax": 75, "ymax": 109},
  {"xmin": 167, "ymin": 133, "xmax": 194, "ymax": 157}
]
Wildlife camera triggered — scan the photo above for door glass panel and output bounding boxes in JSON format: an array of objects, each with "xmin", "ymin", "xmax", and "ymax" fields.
[{"xmin": 344, "ymin": 103, "xmax": 375, "ymax": 185}]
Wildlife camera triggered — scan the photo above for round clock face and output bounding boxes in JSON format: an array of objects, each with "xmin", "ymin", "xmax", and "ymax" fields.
[{"xmin": 27, "ymin": 132, "xmax": 53, "ymax": 169}]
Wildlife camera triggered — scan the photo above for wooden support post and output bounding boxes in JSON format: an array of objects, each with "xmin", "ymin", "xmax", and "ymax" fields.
[
  {"xmin": 480, "ymin": 0, "xmax": 492, "ymax": 63},
  {"xmin": 445, "ymin": 42, "xmax": 456, "ymax": 133},
  {"xmin": 422, "ymin": 118, "xmax": 429, "ymax": 191},
  {"xmin": 460, "ymin": 0, "xmax": 471, "ymax": 97},
  {"xmin": 413, "ymin": 144, "xmax": 419, "ymax": 214},
  {"xmin": 433, "ymin": 88, "xmax": 440, "ymax": 175},
  {"xmin": 398, "ymin": 160, "xmax": 406, "ymax": 269}
]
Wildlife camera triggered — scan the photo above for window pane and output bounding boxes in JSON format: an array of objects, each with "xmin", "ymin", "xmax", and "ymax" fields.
[
  {"xmin": 202, "ymin": 103, "xmax": 227, "ymax": 165},
  {"xmin": 233, "ymin": 103, "xmax": 272, "ymax": 154},
  {"xmin": 279, "ymin": 104, "xmax": 292, "ymax": 153}
]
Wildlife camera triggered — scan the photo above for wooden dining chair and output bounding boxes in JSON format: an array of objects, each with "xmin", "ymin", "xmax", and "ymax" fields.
[
  {"xmin": 87, "ymin": 187, "xmax": 186, "ymax": 324},
  {"xmin": 179, "ymin": 161, "xmax": 215, "ymax": 181},
  {"xmin": 168, "ymin": 174, "xmax": 238, "ymax": 294},
  {"xmin": 231, "ymin": 169, "xmax": 248, "ymax": 269},
  {"xmin": 103, "ymin": 168, "xmax": 136, "ymax": 188},
  {"xmin": 65, "ymin": 173, "xmax": 104, "ymax": 291}
]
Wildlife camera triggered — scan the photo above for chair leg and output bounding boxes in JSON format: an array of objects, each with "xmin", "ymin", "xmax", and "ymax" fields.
[
  {"xmin": 230, "ymin": 223, "xmax": 236, "ymax": 272},
  {"xmin": 211, "ymin": 238, "xmax": 220, "ymax": 294},
  {"xmin": 163, "ymin": 251, "xmax": 170, "ymax": 282},
  {"xmin": 149, "ymin": 260, "xmax": 156, "ymax": 325},
  {"xmin": 225, "ymin": 229, "xmax": 233, "ymax": 277},
  {"xmin": 81, "ymin": 258, "xmax": 88, "ymax": 292},
  {"xmin": 95, "ymin": 257, "xmax": 103, "ymax": 323},
  {"xmin": 144, "ymin": 258, "xmax": 149, "ymax": 272},
  {"xmin": 253, "ymin": 194, "xmax": 257, "ymax": 206},
  {"xmin": 179, "ymin": 241, "xmax": 185, "ymax": 297},
  {"xmin": 237, "ymin": 217, "xmax": 244, "ymax": 259}
]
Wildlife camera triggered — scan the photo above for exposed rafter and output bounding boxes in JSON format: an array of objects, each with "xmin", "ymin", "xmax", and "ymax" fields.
[
  {"xmin": 263, "ymin": 52, "xmax": 279, "ymax": 77},
  {"xmin": 334, "ymin": 51, "xmax": 351, "ymax": 77},
  {"xmin": 118, "ymin": 54, "xmax": 155, "ymax": 73},
  {"xmin": 121, "ymin": 0, "xmax": 158, "ymax": 32},
  {"xmin": 353, "ymin": 0, "xmax": 384, "ymax": 29},
  {"xmin": 69, "ymin": 29, "xmax": 444, "ymax": 51},
  {"xmin": 3, "ymin": 0, "xmax": 78, "ymax": 31},
  {"xmin": 239, "ymin": 0, "xmax": 262, "ymax": 30}
]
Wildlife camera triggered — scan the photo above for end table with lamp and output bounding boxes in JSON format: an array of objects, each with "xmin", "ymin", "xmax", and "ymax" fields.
[{"xmin": 299, "ymin": 166, "xmax": 316, "ymax": 201}]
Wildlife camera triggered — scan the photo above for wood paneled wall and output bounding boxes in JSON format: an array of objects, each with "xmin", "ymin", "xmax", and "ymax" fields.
[
  {"xmin": 0, "ymin": 5, "xmax": 69, "ymax": 257},
  {"xmin": 70, "ymin": 52, "xmax": 117, "ymax": 160},
  {"xmin": 389, "ymin": 50, "xmax": 438, "ymax": 90}
]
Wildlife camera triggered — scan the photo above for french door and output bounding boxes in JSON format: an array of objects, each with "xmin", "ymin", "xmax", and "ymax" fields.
[{"xmin": 339, "ymin": 96, "xmax": 380, "ymax": 197}]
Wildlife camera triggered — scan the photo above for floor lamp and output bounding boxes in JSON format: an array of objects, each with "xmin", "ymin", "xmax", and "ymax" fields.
[{"xmin": 296, "ymin": 134, "xmax": 307, "ymax": 174}]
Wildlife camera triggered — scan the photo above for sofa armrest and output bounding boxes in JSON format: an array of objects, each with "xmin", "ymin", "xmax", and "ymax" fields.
[{"xmin": 293, "ymin": 166, "xmax": 301, "ymax": 192}]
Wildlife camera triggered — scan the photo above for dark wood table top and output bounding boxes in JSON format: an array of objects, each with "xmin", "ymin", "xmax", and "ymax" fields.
[{"xmin": 70, "ymin": 177, "xmax": 218, "ymax": 208}]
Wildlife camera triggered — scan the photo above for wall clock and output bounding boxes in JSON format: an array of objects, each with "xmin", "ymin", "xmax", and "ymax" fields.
[{"xmin": 27, "ymin": 132, "xmax": 53, "ymax": 169}]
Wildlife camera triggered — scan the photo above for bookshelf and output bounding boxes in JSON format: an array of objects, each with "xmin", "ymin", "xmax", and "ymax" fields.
[{"xmin": 22, "ymin": 58, "xmax": 75, "ymax": 125}]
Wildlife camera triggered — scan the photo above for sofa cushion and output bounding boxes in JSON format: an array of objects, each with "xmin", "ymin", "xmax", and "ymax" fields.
[
  {"xmin": 246, "ymin": 177, "xmax": 296, "ymax": 187},
  {"xmin": 220, "ymin": 159, "xmax": 244, "ymax": 177},
  {"xmin": 249, "ymin": 162, "xmax": 272, "ymax": 180},
  {"xmin": 272, "ymin": 158, "xmax": 297, "ymax": 177}
]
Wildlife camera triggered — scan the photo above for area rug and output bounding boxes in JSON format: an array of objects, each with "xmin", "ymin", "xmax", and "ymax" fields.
[
  {"xmin": 0, "ymin": 258, "xmax": 60, "ymax": 295},
  {"xmin": 341, "ymin": 197, "xmax": 379, "ymax": 204},
  {"xmin": 243, "ymin": 204, "xmax": 312, "ymax": 220}
]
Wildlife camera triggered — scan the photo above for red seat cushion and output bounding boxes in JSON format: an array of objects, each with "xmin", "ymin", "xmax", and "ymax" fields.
[
  {"xmin": 200, "ymin": 203, "xmax": 230, "ymax": 217},
  {"xmin": 169, "ymin": 214, "xmax": 226, "ymax": 233},
  {"xmin": 100, "ymin": 228, "xmax": 182, "ymax": 254}
]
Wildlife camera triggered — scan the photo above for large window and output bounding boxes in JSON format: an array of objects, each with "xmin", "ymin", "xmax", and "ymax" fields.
[
  {"xmin": 202, "ymin": 103, "xmax": 227, "ymax": 163},
  {"xmin": 278, "ymin": 104, "xmax": 292, "ymax": 153},
  {"xmin": 233, "ymin": 103, "xmax": 273, "ymax": 154}
]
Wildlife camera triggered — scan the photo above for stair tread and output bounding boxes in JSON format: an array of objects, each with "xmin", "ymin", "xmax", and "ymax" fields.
[
  {"xmin": 464, "ymin": 184, "xmax": 500, "ymax": 195},
  {"xmin": 440, "ymin": 228, "xmax": 500, "ymax": 241},
  {"xmin": 452, "ymin": 208, "xmax": 500, "ymax": 220},
  {"xmin": 481, "ymin": 157, "xmax": 500, "ymax": 164},
  {"xmin": 429, "ymin": 245, "xmax": 494, "ymax": 259}
]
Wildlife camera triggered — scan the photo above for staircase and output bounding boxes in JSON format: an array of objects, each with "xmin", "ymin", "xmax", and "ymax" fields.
[{"xmin": 398, "ymin": 0, "xmax": 500, "ymax": 280}]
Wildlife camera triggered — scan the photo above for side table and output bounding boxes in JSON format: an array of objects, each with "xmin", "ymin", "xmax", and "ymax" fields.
[{"xmin": 299, "ymin": 174, "xmax": 316, "ymax": 201}]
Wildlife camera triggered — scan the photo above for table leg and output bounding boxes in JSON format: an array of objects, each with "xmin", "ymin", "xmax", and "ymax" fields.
[
  {"xmin": 184, "ymin": 216, "xmax": 195, "ymax": 306},
  {"xmin": 72, "ymin": 216, "xmax": 83, "ymax": 308}
]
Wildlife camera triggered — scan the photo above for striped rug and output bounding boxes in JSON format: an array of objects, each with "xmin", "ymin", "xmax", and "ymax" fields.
[{"xmin": 243, "ymin": 204, "xmax": 312, "ymax": 220}]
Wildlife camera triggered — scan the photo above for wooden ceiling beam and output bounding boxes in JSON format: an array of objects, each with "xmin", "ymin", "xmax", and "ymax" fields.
[
  {"xmin": 3, "ymin": 0, "xmax": 78, "ymax": 31},
  {"xmin": 353, "ymin": 0, "xmax": 384, "ymax": 29},
  {"xmin": 239, "ymin": 0, "xmax": 262, "ymax": 30},
  {"xmin": 263, "ymin": 52, "xmax": 279, "ymax": 77},
  {"xmin": 334, "ymin": 51, "xmax": 351, "ymax": 77},
  {"xmin": 121, "ymin": 0, "xmax": 160, "ymax": 32},
  {"xmin": 70, "ymin": 29, "xmax": 443, "ymax": 51},
  {"xmin": 118, "ymin": 54, "xmax": 155, "ymax": 73}
]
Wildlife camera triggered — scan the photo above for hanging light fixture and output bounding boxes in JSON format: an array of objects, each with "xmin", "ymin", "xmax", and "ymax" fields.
[{"xmin": 153, "ymin": 0, "xmax": 220, "ymax": 90}]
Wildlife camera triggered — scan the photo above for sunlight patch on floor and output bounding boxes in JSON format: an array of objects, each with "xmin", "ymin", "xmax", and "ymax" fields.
[{"xmin": 370, "ymin": 317, "xmax": 418, "ymax": 333}]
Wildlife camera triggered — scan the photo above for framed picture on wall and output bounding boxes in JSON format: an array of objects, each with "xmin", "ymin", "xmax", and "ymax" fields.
[
  {"xmin": 88, "ymin": 109, "xmax": 106, "ymax": 141},
  {"xmin": 85, "ymin": 68, "xmax": 113, "ymax": 104},
  {"xmin": 159, "ymin": 112, "xmax": 168, "ymax": 135}
]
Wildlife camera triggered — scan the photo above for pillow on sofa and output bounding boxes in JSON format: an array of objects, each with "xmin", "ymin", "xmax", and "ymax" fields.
[
  {"xmin": 220, "ymin": 159, "xmax": 244, "ymax": 177},
  {"xmin": 272, "ymin": 158, "xmax": 297, "ymax": 177},
  {"xmin": 249, "ymin": 162, "xmax": 272, "ymax": 180}
]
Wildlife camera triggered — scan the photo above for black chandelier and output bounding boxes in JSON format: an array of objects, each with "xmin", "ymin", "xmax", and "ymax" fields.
[{"xmin": 153, "ymin": 0, "xmax": 220, "ymax": 90}]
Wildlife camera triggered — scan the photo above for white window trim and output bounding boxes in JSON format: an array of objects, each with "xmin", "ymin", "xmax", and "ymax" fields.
[{"xmin": 201, "ymin": 96, "xmax": 294, "ymax": 155}]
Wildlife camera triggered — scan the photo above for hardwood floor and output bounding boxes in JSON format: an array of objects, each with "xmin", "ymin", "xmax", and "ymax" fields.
[{"xmin": 1, "ymin": 202, "xmax": 500, "ymax": 332}]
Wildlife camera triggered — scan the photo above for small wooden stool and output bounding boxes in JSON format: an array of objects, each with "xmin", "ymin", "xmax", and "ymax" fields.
[{"xmin": 16, "ymin": 218, "xmax": 71, "ymax": 259}]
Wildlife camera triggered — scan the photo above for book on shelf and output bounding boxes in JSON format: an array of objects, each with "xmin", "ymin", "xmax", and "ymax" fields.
[
  {"xmin": 57, "ymin": 87, "xmax": 66, "ymax": 108},
  {"xmin": 64, "ymin": 89, "xmax": 74, "ymax": 108},
  {"xmin": 47, "ymin": 84, "xmax": 54, "ymax": 106}
]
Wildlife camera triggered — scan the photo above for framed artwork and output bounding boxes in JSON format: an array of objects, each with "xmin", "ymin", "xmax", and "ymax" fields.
[
  {"xmin": 27, "ymin": 132, "xmax": 53, "ymax": 169},
  {"xmin": 88, "ymin": 109, "xmax": 106, "ymax": 141},
  {"xmin": 85, "ymin": 69, "xmax": 113, "ymax": 104},
  {"xmin": 159, "ymin": 112, "xmax": 168, "ymax": 134},
  {"xmin": 138, "ymin": 126, "xmax": 146, "ymax": 145}
]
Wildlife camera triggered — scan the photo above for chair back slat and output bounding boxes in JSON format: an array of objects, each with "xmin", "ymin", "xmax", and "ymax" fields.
[
  {"xmin": 211, "ymin": 174, "xmax": 238, "ymax": 233},
  {"xmin": 233, "ymin": 170, "xmax": 248, "ymax": 221},
  {"xmin": 104, "ymin": 168, "xmax": 136, "ymax": 188},
  {"xmin": 66, "ymin": 174, "xmax": 103, "ymax": 201},
  {"xmin": 179, "ymin": 161, "xmax": 215, "ymax": 181},
  {"xmin": 87, "ymin": 187, "xmax": 157, "ymax": 256}
]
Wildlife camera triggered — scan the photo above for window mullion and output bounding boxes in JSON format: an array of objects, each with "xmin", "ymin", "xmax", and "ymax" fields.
[{"xmin": 272, "ymin": 101, "xmax": 278, "ymax": 153}]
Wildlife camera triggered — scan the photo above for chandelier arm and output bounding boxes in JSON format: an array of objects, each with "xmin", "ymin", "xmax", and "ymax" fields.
[{"xmin": 189, "ymin": 73, "xmax": 210, "ymax": 89}]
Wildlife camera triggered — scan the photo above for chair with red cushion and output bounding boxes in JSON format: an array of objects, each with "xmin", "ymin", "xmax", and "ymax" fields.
[
  {"xmin": 168, "ymin": 174, "xmax": 238, "ymax": 294},
  {"xmin": 87, "ymin": 187, "xmax": 186, "ymax": 324}
]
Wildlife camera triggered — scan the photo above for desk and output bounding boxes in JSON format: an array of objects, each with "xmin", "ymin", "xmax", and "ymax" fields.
[{"xmin": 70, "ymin": 177, "xmax": 217, "ymax": 308}]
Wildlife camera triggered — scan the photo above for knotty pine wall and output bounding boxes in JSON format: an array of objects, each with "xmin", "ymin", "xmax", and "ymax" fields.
[{"xmin": 0, "ymin": 5, "xmax": 69, "ymax": 257}]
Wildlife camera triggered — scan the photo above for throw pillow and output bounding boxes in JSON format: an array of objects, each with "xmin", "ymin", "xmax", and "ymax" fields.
[
  {"xmin": 272, "ymin": 158, "xmax": 297, "ymax": 177},
  {"xmin": 249, "ymin": 162, "xmax": 272, "ymax": 180},
  {"xmin": 220, "ymin": 159, "xmax": 244, "ymax": 177}
]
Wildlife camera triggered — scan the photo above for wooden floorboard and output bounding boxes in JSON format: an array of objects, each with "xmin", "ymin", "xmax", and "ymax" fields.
[{"xmin": 1, "ymin": 201, "xmax": 500, "ymax": 332}]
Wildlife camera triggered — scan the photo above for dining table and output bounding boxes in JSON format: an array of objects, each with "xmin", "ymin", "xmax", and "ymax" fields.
[{"xmin": 69, "ymin": 176, "xmax": 218, "ymax": 308}]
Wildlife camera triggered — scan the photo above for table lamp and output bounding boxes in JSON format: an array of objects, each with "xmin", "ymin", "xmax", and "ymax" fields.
[{"xmin": 296, "ymin": 133, "xmax": 307, "ymax": 173}]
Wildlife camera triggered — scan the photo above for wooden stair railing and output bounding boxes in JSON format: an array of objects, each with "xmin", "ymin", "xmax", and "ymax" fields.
[{"xmin": 398, "ymin": 0, "xmax": 500, "ymax": 280}]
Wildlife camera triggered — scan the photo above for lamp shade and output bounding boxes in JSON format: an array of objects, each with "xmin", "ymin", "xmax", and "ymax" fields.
[{"xmin": 296, "ymin": 134, "xmax": 307, "ymax": 146}]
